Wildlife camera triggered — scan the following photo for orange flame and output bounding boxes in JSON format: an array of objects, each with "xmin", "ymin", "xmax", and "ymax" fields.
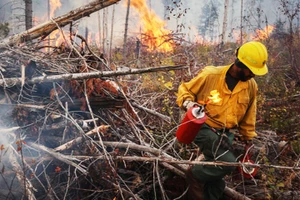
[
  {"xmin": 48, "ymin": 0, "xmax": 62, "ymax": 49},
  {"xmin": 250, "ymin": 25, "xmax": 275, "ymax": 41},
  {"xmin": 54, "ymin": 30, "xmax": 66, "ymax": 46},
  {"xmin": 231, "ymin": 29, "xmax": 242, "ymax": 44},
  {"xmin": 33, "ymin": 16, "xmax": 40, "ymax": 26},
  {"xmin": 88, "ymin": 32, "xmax": 93, "ymax": 44},
  {"xmin": 130, "ymin": 0, "xmax": 173, "ymax": 52},
  {"xmin": 50, "ymin": 0, "xmax": 62, "ymax": 18}
]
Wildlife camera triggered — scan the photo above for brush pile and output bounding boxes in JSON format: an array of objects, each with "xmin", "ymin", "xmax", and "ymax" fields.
[{"xmin": 0, "ymin": 31, "xmax": 179, "ymax": 199}]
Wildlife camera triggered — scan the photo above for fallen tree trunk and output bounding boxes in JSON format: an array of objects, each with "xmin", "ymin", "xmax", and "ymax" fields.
[
  {"xmin": 0, "ymin": 65, "xmax": 187, "ymax": 87},
  {"xmin": 0, "ymin": 0, "xmax": 120, "ymax": 49}
]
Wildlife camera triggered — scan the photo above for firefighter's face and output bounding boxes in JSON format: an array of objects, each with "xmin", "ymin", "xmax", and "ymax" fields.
[{"xmin": 237, "ymin": 67, "xmax": 255, "ymax": 81}]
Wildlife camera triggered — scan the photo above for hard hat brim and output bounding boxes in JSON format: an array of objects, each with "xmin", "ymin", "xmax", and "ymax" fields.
[{"xmin": 248, "ymin": 64, "xmax": 268, "ymax": 76}]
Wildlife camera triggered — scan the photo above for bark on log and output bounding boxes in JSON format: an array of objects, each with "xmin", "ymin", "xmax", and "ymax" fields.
[
  {"xmin": 0, "ymin": 0, "xmax": 121, "ymax": 49},
  {"xmin": 0, "ymin": 65, "xmax": 187, "ymax": 87}
]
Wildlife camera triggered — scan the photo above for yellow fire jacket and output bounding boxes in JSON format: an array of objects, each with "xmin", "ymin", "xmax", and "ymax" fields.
[{"xmin": 176, "ymin": 65, "xmax": 258, "ymax": 140}]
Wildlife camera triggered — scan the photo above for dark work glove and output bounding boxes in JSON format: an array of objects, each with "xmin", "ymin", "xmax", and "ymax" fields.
[
  {"xmin": 235, "ymin": 135, "xmax": 253, "ymax": 145},
  {"xmin": 234, "ymin": 136, "xmax": 254, "ymax": 153},
  {"xmin": 218, "ymin": 133, "xmax": 233, "ymax": 151}
]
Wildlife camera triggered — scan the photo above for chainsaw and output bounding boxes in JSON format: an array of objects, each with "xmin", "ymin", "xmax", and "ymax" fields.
[{"xmin": 238, "ymin": 144, "xmax": 258, "ymax": 179}]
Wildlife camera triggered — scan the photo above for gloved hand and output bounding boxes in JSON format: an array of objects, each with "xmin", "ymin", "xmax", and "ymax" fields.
[
  {"xmin": 183, "ymin": 100, "xmax": 202, "ymax": 111},
  {"xmin": 235, "ymin": 135, "xmax": 253, "ymax": 144},
  {"xmin": 218, "ymin": 133, "xmax": 233, "ymax": 151},
  {"xmin": 234, "ymin": 135, "xmax": 254, "ymax": 150}
]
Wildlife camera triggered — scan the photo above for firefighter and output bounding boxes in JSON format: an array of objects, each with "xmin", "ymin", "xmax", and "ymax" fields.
[{"xmin": 176, "ymin": 41, "xmax": 268, "ymax": 200}]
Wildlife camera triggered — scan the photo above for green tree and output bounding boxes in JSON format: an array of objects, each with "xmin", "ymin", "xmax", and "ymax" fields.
[
  {"xmin": 0, "ymin": 22, "xmax": 9, "ymax": 39},
  {"xmin": 271, "ymin": 18, "xmax": 287, "ymax": 39},
  {"xmin": 198, "ymin": 1, "xmax": 220, "ymax": 42},
  {"xmin": 278, "ymin": 0, "xmax": 300, "ymax": 82}
]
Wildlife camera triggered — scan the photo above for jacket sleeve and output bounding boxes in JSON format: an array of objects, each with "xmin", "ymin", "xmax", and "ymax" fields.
[
  {"xmin": 176, "ymin": 71, "xmax": 206, "ymax": 109},
  {"xmin": 238, "ymin": 82, "xmax": 258, "ymax": 140}
]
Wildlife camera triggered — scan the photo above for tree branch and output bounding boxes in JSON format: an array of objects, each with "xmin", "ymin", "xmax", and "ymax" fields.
[{"xmin": 0, "ymin": 65, "xmax": 187, "ymax": 87}]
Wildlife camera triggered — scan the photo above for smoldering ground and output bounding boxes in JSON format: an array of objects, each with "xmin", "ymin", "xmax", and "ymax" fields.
[
  {"xmin": 0, "ymin": 127, "xmax": 24, "ymax": 199},
  {"xmin": 0, "ymin": 103, "xmax": 42, "ymax": 200}
]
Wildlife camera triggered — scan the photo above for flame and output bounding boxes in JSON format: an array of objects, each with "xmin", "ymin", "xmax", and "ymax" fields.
[
  {"xmin": 250, "ymin": 25, "xmax": 275, "ymax": 41},
  {"xmin": 88, "ymin": 32, "xmax": 93, "ymax": 44},
  {"xmin": 50, "ymin": 0, "xmax": 62, "ymax": 18},
  {"xmin": 95, "ymin": 31, "xmax": 101, "ymax": 47},
  {"xmin": 32, "ymin": 16, "xmax": 40, "ymax": 26},
  {"xmin": 54, "ymin": 30, "xmax": 65, "ymax": 46},
  {"xmin": 130, "ymin": 0, "xmax": 173, "ymax": 52},
  {"xmin": 48, "ymin": 0, "xmax": 62, "ymax": 50},
  {"xmin": 189, "ymin": 25, "xmax": 205, "ymax": 44},
  {"xmin": 207, "ymin": 90, "xmax": 222, "ymax": 104},
  {"xmin": 231, "ymin": 29, "xmax": 242, "ymax": 44}
]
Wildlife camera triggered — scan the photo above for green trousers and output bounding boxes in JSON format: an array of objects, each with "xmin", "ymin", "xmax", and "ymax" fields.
[{"xmin": 191, "ymin": 124, "xmax": 236, "ymax": 200}]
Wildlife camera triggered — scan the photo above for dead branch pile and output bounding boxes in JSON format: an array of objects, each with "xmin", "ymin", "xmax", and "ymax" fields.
[
  {"xmin": 0, "ymin": 2, "xmax": 299, "ymax": 200},
  {"xmin": 0, "ymin": 32, "xmax": 171, "ymax": 199}
]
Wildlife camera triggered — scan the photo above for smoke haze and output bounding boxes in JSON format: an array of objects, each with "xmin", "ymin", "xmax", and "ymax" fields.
[{"xmin": 0, "ymin": 0, "xmax": 290, "ymax": 45}]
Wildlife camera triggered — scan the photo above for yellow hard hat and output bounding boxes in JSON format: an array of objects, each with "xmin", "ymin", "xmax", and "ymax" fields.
[{"xmin": 237, "ymin": 41, "xmax": 268, "ymax": 75}]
